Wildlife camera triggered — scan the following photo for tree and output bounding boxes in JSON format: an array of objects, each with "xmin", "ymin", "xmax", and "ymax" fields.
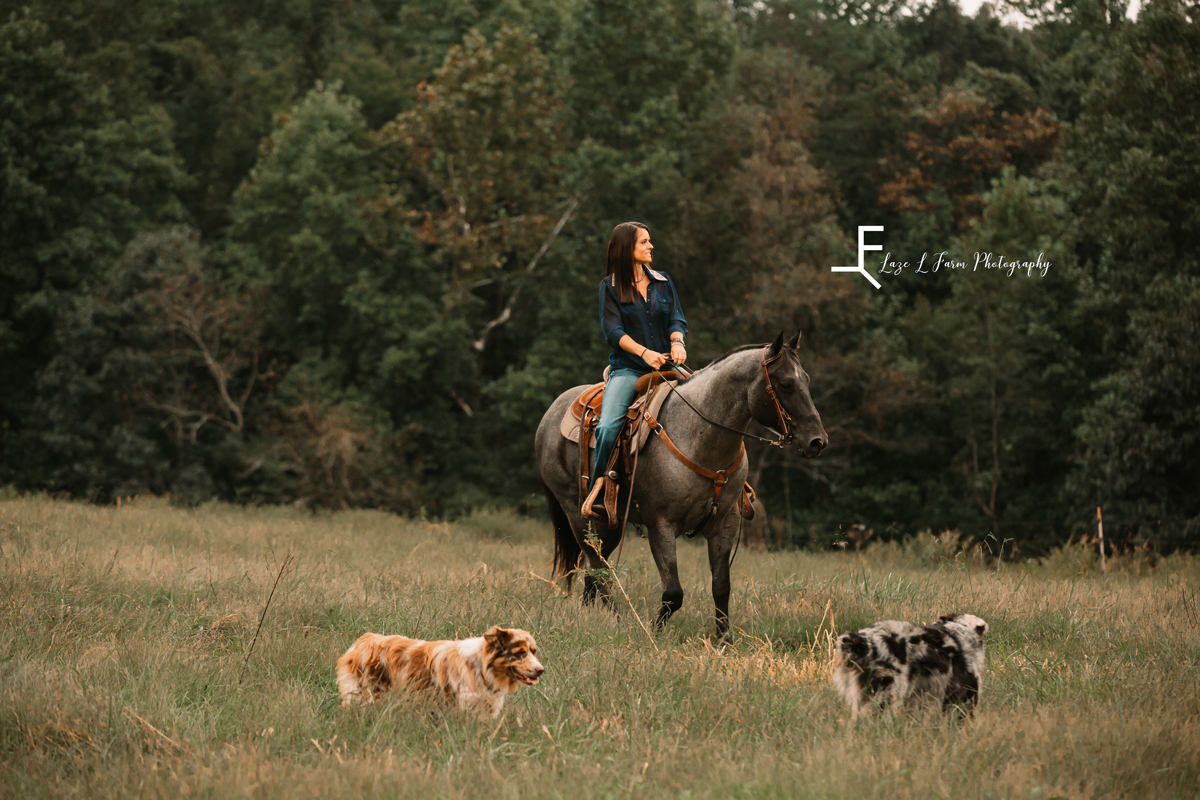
[
  {"xmin": 36, "ymin": 227, "xmax": 256, "ymax": 503},
  {"xmin": 378, "ymin": 26, "xmax": 576, "ymax": 358},
  {"xmin": 1070, "ymin": 276, "xmax": 1200, "ymax": 548},
  {"xmin": 878, "ymin": 68, "xmax": 1059, "ymax": 232},
  {"xmin": 1063, "ymin": 0, "xmax": 1200, "ymax": 315},
  {"xmin": 1061, "ymin": 0, "xmax": 1200, "ymax": 547},
  {"xmin": 562, "ymin": 0, "xmax": 736, "ymax": 223},
  {"xmin": 227, "ymin": 82, "xmax": 463, "ymax": 511},
  {"xmin": 0, "ymin": 12, "xmax": 186, "ymax": 487},
  {"xmin": 932, "ymin": 173, "xmax": 1080, "ymax": 548}
]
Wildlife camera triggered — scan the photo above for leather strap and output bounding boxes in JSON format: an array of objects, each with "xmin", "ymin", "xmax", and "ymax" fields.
[
  {"xmin": 760, "ymin": 347, "xmax": 793, "ymax": 442},
  {"xmin": 738, "ymin": 482, "xmax": 757, "ymax": 519},
  {"xmin": 578, "ymin": 408, "xmax": 597, "ymax": 503},
  {"xmin": 642, "ymin": 409, "xmax": 745, "ymax": 509}
]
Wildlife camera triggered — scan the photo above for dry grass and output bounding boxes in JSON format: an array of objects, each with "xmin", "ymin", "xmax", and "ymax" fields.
[{"xmin": 1, "ymin": 495, "xmax": 1197, "ymax": 799}]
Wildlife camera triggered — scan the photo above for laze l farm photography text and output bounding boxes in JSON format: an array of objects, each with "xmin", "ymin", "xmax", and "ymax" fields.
[{"xmin": 878, "ymin": 251, "xmax": 1053, "ymax": 277}]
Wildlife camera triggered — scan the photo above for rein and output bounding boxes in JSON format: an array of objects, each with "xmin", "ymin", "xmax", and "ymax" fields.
[
  {"xmin": 654, "ymin": 346, "xmax": 794, "ymax": 448},
  {"xmin": 637, "ymin": 345, "xmax": 792, "ymax": 516}
]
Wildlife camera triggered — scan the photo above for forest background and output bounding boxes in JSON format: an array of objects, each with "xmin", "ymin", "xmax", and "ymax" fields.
[{"xmin": 1, "ymin": 0, "xmax": 1196, "ymax": 554}]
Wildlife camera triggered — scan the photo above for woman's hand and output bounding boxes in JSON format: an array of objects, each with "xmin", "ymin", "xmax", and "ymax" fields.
[
  {"xmin": 642, "ymin": 348, "xmax": 669, "ymax": 369},
  {"xmin": 670, "ymin": 341, "xmax": 687, "ymax": 365}
]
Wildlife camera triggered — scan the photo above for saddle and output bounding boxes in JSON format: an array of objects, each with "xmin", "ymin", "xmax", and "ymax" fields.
[
  {"xmin": 560, "ymin": 369, "xmax": 757, "ymax": 528},
  {"xmin": 559, "ymin": 370, "xmax": 686, "ymax": 452},
  {"xmin": 558, "ymin": 371, "xmax": 683, "ymax": 527}
]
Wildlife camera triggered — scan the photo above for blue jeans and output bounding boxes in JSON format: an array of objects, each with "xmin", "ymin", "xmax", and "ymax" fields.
[{"xmin": 591, "ymin": 368, "xmax": 642, "ymax": 485}]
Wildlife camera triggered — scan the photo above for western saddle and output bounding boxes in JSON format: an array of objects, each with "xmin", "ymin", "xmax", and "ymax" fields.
[{"xmin": 560, "ymin": 369, "xmax": 757, "ymax": 529}]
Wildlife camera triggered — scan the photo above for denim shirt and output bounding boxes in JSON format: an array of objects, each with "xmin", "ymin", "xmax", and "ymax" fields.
[{"xmin": 599, "ymin": 269, "xmax": 689, "ymax": 373}]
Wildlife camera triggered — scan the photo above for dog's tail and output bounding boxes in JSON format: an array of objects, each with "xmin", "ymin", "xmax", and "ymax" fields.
[{"xmin": 546, "ymin": 483, "xmax": 581, "ymax": 589}]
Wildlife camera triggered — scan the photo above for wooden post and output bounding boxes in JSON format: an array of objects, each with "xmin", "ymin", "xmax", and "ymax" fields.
[{"xmin": 1097, "ymin": 506, "xmax": 1106, "ymax": 573}]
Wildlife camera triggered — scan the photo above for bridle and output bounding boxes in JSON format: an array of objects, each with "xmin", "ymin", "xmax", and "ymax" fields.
[
  {"xmin": 661, "ymin": 345, "xmax": 795, "ymax": 448},
  {"xmin": 759, "ymin": 346, "xmax": 794, "ymax": 445},
  {"xmin": 631, "ymin": 344, "xmax": 793, "ymax": 525}
]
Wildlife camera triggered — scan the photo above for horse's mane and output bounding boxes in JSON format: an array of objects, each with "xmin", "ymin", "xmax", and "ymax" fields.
[{"xmin": 692, "ymin": 342, "xmax": 771, "ymax": 374}]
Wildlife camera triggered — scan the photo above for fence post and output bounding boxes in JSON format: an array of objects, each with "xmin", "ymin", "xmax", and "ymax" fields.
[{"xmin": 1097, "ymin": 506, "xmax": 1106, "ymax": 573}]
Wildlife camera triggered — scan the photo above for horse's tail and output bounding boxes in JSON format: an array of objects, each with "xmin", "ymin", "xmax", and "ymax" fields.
[{"xmin": 546, "ymin": 483, "xmax": 580, "ymax": 589}]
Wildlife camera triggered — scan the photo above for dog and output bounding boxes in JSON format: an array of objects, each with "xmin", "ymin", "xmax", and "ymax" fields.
[
  {"xmin": 832, "ymin": 613, "xmax": 988, "ymax": 721},
  {"xmin": 336, "ymin": 626, "xmax": 544, "ymax": 718}
]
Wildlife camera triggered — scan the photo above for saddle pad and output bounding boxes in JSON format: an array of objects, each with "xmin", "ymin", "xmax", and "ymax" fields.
[{"xmin": 559, "ymin": 380, "xmax": 677, "ymax": 455}]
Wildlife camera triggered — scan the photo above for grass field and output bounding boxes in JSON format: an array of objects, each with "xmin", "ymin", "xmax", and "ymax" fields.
[{"xmin": 1, "ymin": 494, "xmax": 1198, "ymax": 799}]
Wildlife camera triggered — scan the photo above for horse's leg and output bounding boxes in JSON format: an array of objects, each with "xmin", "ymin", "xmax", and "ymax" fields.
[
  {"xmin": 580, "ymin": 519, "xmax": 618, "ymax": 610},
  {"xmin": 707, "ymin": 514, "xmax": 738, "ymax": 641},
  {"xmin": 647, "ymin": 523, "xmax": 684, "ymax": 629}
]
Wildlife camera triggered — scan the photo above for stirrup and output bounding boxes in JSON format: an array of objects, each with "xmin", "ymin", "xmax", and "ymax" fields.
[{"xmin": 581, "ymin": 477, "xmax": 606, "ymax": 518}]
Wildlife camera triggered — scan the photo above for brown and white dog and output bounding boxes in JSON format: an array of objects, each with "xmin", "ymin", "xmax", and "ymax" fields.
[
  {"xmin": 336, "ymin": 626, "xmax": 544, "ymax": 718},
  {"xmin": 832, "ymin": 613, "xmax": 988, "ymax": 721}
]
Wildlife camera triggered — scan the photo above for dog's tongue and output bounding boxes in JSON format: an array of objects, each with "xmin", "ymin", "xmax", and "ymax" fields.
[{"xmin": 517, "ymin": 673, "xmax": 539, "ymax": 685}]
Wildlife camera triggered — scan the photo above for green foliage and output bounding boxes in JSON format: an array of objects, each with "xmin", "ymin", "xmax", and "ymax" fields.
[
  {"xmin": 1059, "ymin": 0, "xmax": 1200, "ymax": 547},
  {"xmin": 1071, "ymin": 275, "xmax": 1200, "ymax": 547},
  {"xmin": 131, "ymin": 227, "xmax": 261, "ymax": 503},
  {"xmin": 929, "ymin": 172, "xmax": 1082, "ymax": 549},
  {"xmin": 380, "ymin": 26, "xmax": 567, "ymax": 348},
  {"xmin": 2, "ymin": 0, "xmax": 1197, "ymax": 551},
  {"xmin": 1064, "ymin": 0, "xmax": 1200, "ymax": 300},
  {"xmin": 563, "ymin": 0, "xmax": 737, "ymax": 221},
  {"xmin": 228, "ymin": 84, "xmax": 463, "ymax": 511},
  {"xmin": 36, "ymin": 226, "xmax": 250, "ymax": 503},
  {"xmin": 229, "ymin": 83, "xmax": 387, "ymax": 340},
  {"xmin": 0, "ymin": 12, "xmax": 187, "ymax": 486}
]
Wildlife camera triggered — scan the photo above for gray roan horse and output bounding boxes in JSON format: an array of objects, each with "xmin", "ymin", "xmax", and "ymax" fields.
[{"xmin": 535, "ymin": 331, "xmax": 828, "ymax": 639}]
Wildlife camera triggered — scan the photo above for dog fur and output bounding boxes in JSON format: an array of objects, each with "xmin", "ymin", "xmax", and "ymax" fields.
[
  {"xmin": 336, "ymin": 626, "xmax": 544, "ymax": 718},
  {"xmin": 832, "ymin": 613, "xmax": 988, "ymax": 721}
]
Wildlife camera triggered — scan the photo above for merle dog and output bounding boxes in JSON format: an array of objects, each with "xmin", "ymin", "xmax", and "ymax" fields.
[{"xmin": 832, "ymin": 614, "xmax": 988, "ymax": 721}]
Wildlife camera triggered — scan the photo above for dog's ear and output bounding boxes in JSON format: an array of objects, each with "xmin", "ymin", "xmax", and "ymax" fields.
[
  {"xmin": 974, "ymin": 620, "xmax": 988, "ymax": 640},
  {"xmin": 938, "ymin": 614, "xmax": 959, "ymax": 624},
  {"xmin": 837, "ymin": 632, "xmax": 869, "ymax": 660},
  {"xmin": 484, "ymin": 626, "xmax": 512, "ymax": 649}
]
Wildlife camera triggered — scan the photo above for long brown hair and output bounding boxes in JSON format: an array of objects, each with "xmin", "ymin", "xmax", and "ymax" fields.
[{"xmin": 605, "ymin": 222, "xmax": 649, "ymax": 304}]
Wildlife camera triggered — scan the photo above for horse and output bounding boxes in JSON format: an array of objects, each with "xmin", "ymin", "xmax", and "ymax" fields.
[{"xmin": 534, "ymin": 331, "xmax": 828, "ymax": 639}]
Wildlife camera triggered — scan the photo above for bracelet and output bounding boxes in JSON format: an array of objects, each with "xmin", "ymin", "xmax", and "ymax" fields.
[
  {"xmin": 640, "ymin": 347, "xmax": 648, "ymax": 358},
  {"xmin": 671, "ymin": 340, "xmax": 686, "ymax": 348}
]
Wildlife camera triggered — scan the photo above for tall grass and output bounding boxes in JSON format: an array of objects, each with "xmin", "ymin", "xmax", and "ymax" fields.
[{"xmin": 1, "ymin": 496, "xmax": 1197, "ymax": 799}]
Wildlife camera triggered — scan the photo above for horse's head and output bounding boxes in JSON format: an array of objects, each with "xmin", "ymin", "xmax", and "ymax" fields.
[{"xmin": 749, "ymin": 331, "xmax": 828, "ymax": 458}]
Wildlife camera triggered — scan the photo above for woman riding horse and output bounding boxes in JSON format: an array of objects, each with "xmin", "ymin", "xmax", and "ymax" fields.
[{"xmin": 582, "ymin": 222, "xmax": 689, "ymax": 517}]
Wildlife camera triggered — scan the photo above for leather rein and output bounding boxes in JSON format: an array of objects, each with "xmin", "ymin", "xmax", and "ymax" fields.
[
  {"xmin": 655, "ymin": 345, "xmax": 794, "ymax": 447},
  {"xmin": 639, "ymin": 346, "xmax": 794, "ymax": 512}
]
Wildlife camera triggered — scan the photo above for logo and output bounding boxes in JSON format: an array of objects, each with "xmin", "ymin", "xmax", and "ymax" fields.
[
  {"xmin": 831, "ymin": 226, "xmax": 1052, "ymax": 287},
  {"xmin": 831, "ymin": 226, "xmax": 884, "ymax": 290}
]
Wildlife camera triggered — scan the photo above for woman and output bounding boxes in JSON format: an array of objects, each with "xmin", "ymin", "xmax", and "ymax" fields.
[{"xmin": 583, "ymin": 221, "xmax": 688, "ymax": 517}]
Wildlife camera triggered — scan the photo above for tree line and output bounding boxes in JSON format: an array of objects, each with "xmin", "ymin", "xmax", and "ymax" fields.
[{"xmin": 1, "ymin": 0, "xmax": 1196, "ymax": 552}]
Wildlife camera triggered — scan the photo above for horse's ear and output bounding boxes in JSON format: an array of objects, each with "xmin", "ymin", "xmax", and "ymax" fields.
[
  {"xmin": 785, "ymin": 330, "xmax": 802, "ymax": 350},
  {"xmin": 767, "ymin": 331, "xmax": 784, "ymax": 360}
]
